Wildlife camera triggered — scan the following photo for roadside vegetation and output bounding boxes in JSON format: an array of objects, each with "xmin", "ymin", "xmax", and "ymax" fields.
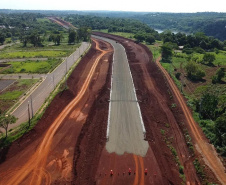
[
  {"xmin": 107, "ymin": 29, "xmax": 225, "ymax": 182},
  {"xmin": 0, "ymin": 50, "xmax": 67, "ymax": 59},
  {"xmin": 1, "ymin": 59, "xmax": 62, "ymax": 74},
  {"xmin": 0, "ymin": 79, "xmax": 38, "ymax": 113},
  {"xmin": 0, "ymin": 13, "xmax": 91, "ymax": 147},
  {"xmin": 157, "ymin": 31, "xmax": 226, "ymax": 158},
  {"xmin": 0, "ymin": 46, "xmax": 88, "ymax": 149}
]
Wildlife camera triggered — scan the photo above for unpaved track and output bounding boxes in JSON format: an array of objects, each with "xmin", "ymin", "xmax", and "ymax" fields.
[
  {"xmin": 156, "ymin": 57, "xmax": 226, "ymax": 184},
  {"xmin": 0, "ymin": 39, "xmax": 112, "ymax": 185}
]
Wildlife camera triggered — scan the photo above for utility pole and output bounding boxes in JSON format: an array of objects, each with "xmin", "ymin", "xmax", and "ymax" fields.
[
  {"xmin": 79, "ymin": 46, "xmax": 80, "ymax": 57},
  {"xmin": 28, "ymin": 101, "xmax": 31, "ymax": 128},
  {"xmin": 65, "ymin": 58, "xmax": 67, "ymax": 89},
  {"xmin": 30, "ymin": 95, "xmax": 34, "ymax": 118},
  {"xmin": 66, "ymin": 57, "xmax": 68, "ymax": 74}
]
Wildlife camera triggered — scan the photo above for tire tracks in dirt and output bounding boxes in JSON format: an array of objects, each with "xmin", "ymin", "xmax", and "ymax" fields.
[
  {"xmin": 133, "ymin": 154, "xmax": 144, "ymax": 185},
  {"xmin": 0, "ymin": 39, "xmax": 111, "ymax": 185},
  {"xmin": 133, "ymin": 155, "xmax": 145, "ymax": 185}
]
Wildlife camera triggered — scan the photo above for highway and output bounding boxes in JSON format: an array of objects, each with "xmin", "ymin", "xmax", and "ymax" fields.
[
  {"xmin": 8, "ymin": 42, "xmax": 90, "ymax": 129},
  {"xmin": 93, "ymin": 35, "xmax": 149, "ymax": 157}
]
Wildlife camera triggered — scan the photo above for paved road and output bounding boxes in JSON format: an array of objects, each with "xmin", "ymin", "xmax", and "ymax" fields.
[
  {"xmin": 93, "ymin": 36, "xmax": 148, "ymax": 157},
  {"xmin": 0, "ymin": 43, "xmax": 14, "ymax": 50},
  {"xmin": 0, "ymin": 79, "xmax": 15, "ymax": 92},
  {"xmin": 8, "ymin": 42, "xmax": 90, "ymax": 129},
  {"xmin": 0, "ymin": 74, "xmax": 47, "ymax": 79},
  {"xmin": 0, "ymin": 58, "xmax": 49, "ymax": 63}
]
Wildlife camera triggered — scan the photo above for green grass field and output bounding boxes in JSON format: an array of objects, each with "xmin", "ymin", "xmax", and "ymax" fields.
[
  {"xmin": 147, "ymin": 43, "xmax": 162, "ymax": 61},
  {"xmin": 0, "ymin": 79, "xmax": 38, "ymax": 112},
  {"xmin": 96, "ymin": 30, "xmax": 135, "ymax": 39},
  {"xmin": 0, "ymin": 50, "xmax": 67, "ymax": 59},
  {"xmin": 110, "ymin": 32, "xmax": 135, "ymax": 39},
  {"xmin": 0, "ymin": 91, "xmax": 24, "ymax": 100},
  {"xmin": 1, "ymin": 59, "xmax": 62, "ymax": 74},
  {"xmin": 36, "ymin": 18, "xmax": 51, "ymax": 23}
]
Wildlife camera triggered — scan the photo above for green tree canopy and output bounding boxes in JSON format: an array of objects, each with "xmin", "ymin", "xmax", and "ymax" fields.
[
  {"xmin": 77, "ymin": 27, "xmax": 91, "ymax": 42},
  {"xmin": 216, "ymin": 68, "xmax": 225, "ymax": 81},
  {"xmin": 29, "ymin": 32, "xmax": 43, "ymax": 47},
  {"xmin": 49, "ymin": 33, "xmax": 63, "ymax": 45},
  {"xmin": 185, "ymin": 61, "xmax": 206, "ymax": 80},
  {"xmin": 202, "ymin": 53, "xmax": 216, "ymax": 65},
  {"xmin": 215, "ymin": 113, "xmax": 226, "ymax": 150},
  {"xmin": 145, "ymin": 34, "xmax": 155, "ymax": 44},
  {"xmin": 200, "ymin": 93, "xmax": 218, "ymax": 120},
  {"xmin": 0, "ymin": 32, "xmax": 5, "ymax": 45},
  {"xmin": 161, "ymin": 43, "xmax": 173, "ymax": 63},
  {"xmin": 68, "ymin": 29, "xmax": 77, "ymax": 44},
  {"xmin": 0, "ymin": 114, "xmax": 16, "ymax": 138},
  {"xmin": 134, "ymin": 32, "xmax": 146, "ymax": 42}
]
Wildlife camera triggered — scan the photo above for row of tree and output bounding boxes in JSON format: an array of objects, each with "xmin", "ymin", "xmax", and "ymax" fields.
[
  {"xmin": 161, "ymin": 31, "xmax": 226, "ymax": 51},
  {"xmin": 64, "ymin": 14, "xmax": 158, "ymax": 35},
  {"xmin": 68, "ymin": 27, "xmax": 91, "ymax": 44}
]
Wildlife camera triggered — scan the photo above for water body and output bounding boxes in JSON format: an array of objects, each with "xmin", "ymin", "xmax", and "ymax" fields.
[{"xmin": 155, "ymin": 28, "xmax": 178, "ymax": 34}]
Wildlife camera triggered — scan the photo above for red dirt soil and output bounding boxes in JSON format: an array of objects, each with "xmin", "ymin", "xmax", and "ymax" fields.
[
  {"xmin": 48, "ymin": 17, "xmax": 76, "ymax": 29},
  {"xmin": 92, "ymin": 32, "xmax": 225, "ymax": 185},
  {"xmin": 0, "ymin": 38, "xmax": 113, "ymax": 185},
  {"xmin": 0, "ymin": 31, "xmax": 224, "ymax": 185}
]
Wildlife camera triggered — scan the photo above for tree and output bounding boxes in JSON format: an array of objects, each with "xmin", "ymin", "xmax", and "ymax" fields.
[
  {"xmin": 199, "ymin": 93, "xmax": 218, "ymax": 120},
  {"xmin": 161, "ymin": 30, "xmax": 174, "ymax": 43},
  {"xmin": 0, "ymin": 114, "xmax": 16, "ymax": 138},
  {"xmin": 185, "ymin": 61, "xmax": 205, "ymax": 80},
  {"xmin": 212, "ymin": 68, "xmax": 225, "ymax": 84},
  {"xmin": 19, "ymin": 33, "xmax": 29, "ymax": 47},
  {"xmin": 175, "ymin": 32, "xmax": 187, "ymax": 46},
  {"xmin": 49, "ymin": 33, "xmax": 63, "ymax": 45},
  {"xmin": 202, "ymin": 53, "xmax": 216, "ymax": 65},
  {"xmin": 215, "ymin": 113, "xmax": 226, "ymax": 148},
  {"xmin": 210, "ymin": 39, "xmax": 221, "ymax": 49},
  {"xmin": 0, "ymin": 32, "xmax": 5, "ymax": 45},
  {"xmin": 29, "ymin": 32, "xmax": 42, "ymax": 47},
  {"xmin": 161, "ymin": 43, "xmax": 173, "ymax": 62},
  {"xmin": 68, "ymin": 29, "xmax": 76, "ymax": 44},
  {"xmin": 77, "ymin": 27, "xmax": 91, "ymax": 42},
  {"xmin": 134, "ymin": 32, "xmax": 146, "ymax": 42},
  {"xmin": 216, "ymin": 67, "xmax": 225, "ymax": 81},
  {"xmin": 145, "ymin": 34, "xmax": 155, "ymax": 44}
]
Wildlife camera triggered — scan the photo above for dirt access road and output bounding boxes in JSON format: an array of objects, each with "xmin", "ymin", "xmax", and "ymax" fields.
[
  {"xmin": 155, "ymin": 57, "xmax": 226, "ymax": 184},
  {"xmin": 0, "ymin": 38, "xmax": 113, "ymax": 184}
]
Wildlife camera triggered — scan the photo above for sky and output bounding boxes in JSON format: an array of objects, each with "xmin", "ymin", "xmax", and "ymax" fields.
[{"xmin": 1, "ymin": 0, "xmax": 226, "ymax": 13}]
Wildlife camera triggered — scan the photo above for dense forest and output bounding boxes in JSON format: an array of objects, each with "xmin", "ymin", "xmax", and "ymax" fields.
[
  {"xmin": 64, "ymin": 15, "xmax": 157, "ymax": 34},
  {"xmin": 0, "ymin": 13, "xmax": 65, "ymax": 44},
  {"xmin": 0, "ymin": 13, "xmax": 92, "ymax": 46},
  {"xmin": 133, "ymin": 12, "xmax": 226, "ymax": 41},
  {"xmin": 1, "ymin": 10, "xmax": 226, "ymax": 41}
]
